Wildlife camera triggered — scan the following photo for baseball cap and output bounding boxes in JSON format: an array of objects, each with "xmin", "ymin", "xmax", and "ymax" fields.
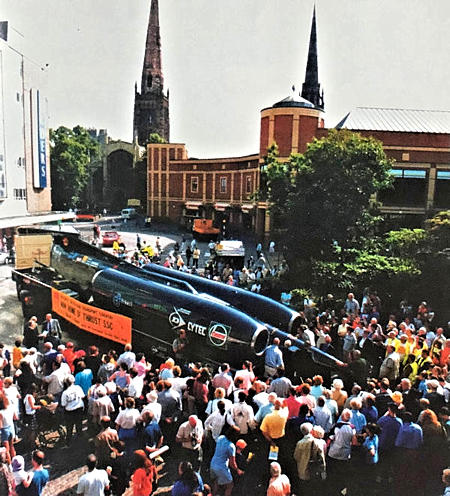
[{"xmin": 236, "ymin": 439, "xmax": 247, "ymax": 449}]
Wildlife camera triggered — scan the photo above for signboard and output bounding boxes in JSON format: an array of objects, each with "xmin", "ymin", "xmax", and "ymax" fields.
[
  {"xmin": 127, "ymin": 198, "xmax": 141, "ymax": 206},
  {"xmin": 15, "ymin": 234, "xmax": 52, "ymax": 269},
  {"xmin": 52, "ymin": 288, "xmax": 132, "ymax": 345},
  {"xmin": 0, "ymin": 52, "xmax": 6, "ymax": 199},
  {"xmin": 30, "ymin": 89, "xmax": 47, "ymax": 188}
]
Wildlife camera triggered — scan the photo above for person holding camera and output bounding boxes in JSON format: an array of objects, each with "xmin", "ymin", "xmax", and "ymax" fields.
[{"xmin": 176, "ymin": 415, "xmax": 204, "ymax": 471}]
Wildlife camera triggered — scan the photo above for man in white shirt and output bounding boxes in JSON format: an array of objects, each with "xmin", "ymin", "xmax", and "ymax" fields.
[
  {"xmin": 128, "ymin": 368, "xmax": 144, "ymax": 399},
  {"xmin": 176, "ymin": 415, "xmax": 204, "ymax": 470},
  {"xmin": 77, "ymin": 454, "xmax": 109, "ymax": 496},
  {"xmin": 117, "ymin": 343, "xmax": 136, "ymax": 370},
  {"xmin": 230, "ymin": 391, "xmax": 254, "ymax": 435},
  {"xmin": 234, "ymin": 360, "xmax": 255, "ymax": 393},
  {"xmin": 212, "ymin": 363, "xmax": 233, "ymax": 396},
  {"xmin": 312, "ymin": 396, "xmax": 333, "ymax": 434},
  {"xmin": 61, "ymin": 375, "xmax": 85, "ymax": 445},
  {"xmin": 42, "ymin": 360, "xmax": 69, "ymax": 402},
  {"xmin": 252, "ymin": 381, "xmax": 269, "ymax": 409}
]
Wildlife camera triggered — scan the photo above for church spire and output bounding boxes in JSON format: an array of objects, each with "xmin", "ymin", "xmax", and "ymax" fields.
[
  {"xmin": 141, "ymin": 0, "xmax": 163, "ymax": 94},
  {"xmin": 134, "ymin": 0, "xmax": 170, "ymax": 144},
  {"xmin": 301, "ymin": 6, "xmax": 324, "ymax": 109}
]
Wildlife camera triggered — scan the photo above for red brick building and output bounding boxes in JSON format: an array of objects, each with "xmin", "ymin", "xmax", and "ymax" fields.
[{"xmin": 147, "ymin": 10, "xmax": 450, "ymax": 235}]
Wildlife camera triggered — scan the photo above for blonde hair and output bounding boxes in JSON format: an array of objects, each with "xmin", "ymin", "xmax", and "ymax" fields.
[
  {"xmin": 214, "ymin": 388, "xmax": 225, "ymax": 399},
  {"xmin": 312, "ymin": 425, "xmax": 325, "ymax": 439},
  {"xmin": 332, "ymin": 378, "xmax": 343, "ymax": 390}
]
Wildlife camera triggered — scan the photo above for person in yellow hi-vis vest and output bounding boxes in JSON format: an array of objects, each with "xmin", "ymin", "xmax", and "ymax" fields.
[
  {"xmin": 396, "ymin": 335, "xmax": 409, "ymax": 363},
  {"xmin": 384, "ymin": 331, "xmax": 401, "ymax": 356},
  {"xmin": 112, "ymin": 240, "xmax": 120, "ymax": 252},
  {"xmin": 415, "ymin": 349, "xmax": 433, "ymax": 375}
]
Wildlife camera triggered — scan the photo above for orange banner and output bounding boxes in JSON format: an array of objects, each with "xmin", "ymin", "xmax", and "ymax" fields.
[{"xmin": 51, "ymin": 288, "xmax": 132, "ymax": 345}]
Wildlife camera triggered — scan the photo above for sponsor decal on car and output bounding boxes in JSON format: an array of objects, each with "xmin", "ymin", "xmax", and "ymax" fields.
[{"xmin": 208, "ymin": 322, "xmax": 230, "ymax": 347}]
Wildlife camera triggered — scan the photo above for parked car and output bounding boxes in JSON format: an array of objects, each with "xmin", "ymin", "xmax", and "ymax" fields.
[
  {"xmin": 192, "ymin": 219, "xmax": 220, "ymax": 239},
  {"xmin": 75, "ymin": 212, "xmax": 96, "ymax": 222},
  {"xmin": 0, "ymin": 251, "xmax": 10, "ymax": 264},
  {"xmin": 121, "ymin": 208, "xmax": 137, "ymax": 219},
  {"xmin": 102, "ymin": 231, "xmax": 120, "ymax": 247}
]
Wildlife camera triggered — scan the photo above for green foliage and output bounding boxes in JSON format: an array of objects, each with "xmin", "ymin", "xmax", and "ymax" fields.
[
  {"xmin": 262, "ymin": 130, "xmax": 393, "ymax": 280},
  {"xmin": 147, "ymin": 133, "xmax": 167, "ymax": 144},
  {"xmin": 263, "ymin": 144, "xmax": 294, "ymax": 225},
  {"xmin": 50, "ymin": 126, "xmax": 99, "ymax": 210},
  {"xmin": 424, "ymin": 210, "xmax": 450, "ymax": 252},
  {"xmin": 384, "ymin": 228, "xmax": 427, "ymax": 257},
  {"xmin": 288, "ymin": 130, "xmax": 393, "ymax": 261},
  {"xmin": 310, "ymin": 251, "xmax": 421, "ymax": 308}
]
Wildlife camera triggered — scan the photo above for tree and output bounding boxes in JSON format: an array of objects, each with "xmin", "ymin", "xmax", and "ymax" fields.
[
  {"xmin": 264, "ymin": 129, "xmax": 393, "ymax": 280},
  {"xmin": 147, "ymin": 133, "xmax": 167, "ymax": 144},
  {"xmin": 424, "ymin": 209, "xmax": 450, "ymax": 253},
  {"xmin": 50, "ymin": 126, "xmax": 99, "ymax": 210}
]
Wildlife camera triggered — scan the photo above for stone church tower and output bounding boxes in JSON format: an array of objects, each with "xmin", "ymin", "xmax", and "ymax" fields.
[{"xmin": 133, "ymin": 0, "xmax": 170, "ymax": 145}]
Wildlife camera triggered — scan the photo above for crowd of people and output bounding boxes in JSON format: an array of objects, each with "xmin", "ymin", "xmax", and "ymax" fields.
[
  {"xmin": 0, "ymin": 279, "xmax": 449, "ymax": 495},
  {"xmin": 106, "ymin": 233, "xmax": 287, "ymax": 293}
]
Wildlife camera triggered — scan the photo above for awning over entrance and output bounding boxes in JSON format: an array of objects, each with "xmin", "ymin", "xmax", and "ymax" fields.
[
  {"xmin": 241, "ymin": 203, "xmax": 255, "ymax": 213},
  {"xmin": 185, "ymin": 201, "xmax": 203, "ymax": 210},
  {"xmin": 214, "ymin": 202, "xmax": 230, "ymax": 212},
  {"xmin": 0, "ymin": 211, "xmax": 75, "ymax": 230}
]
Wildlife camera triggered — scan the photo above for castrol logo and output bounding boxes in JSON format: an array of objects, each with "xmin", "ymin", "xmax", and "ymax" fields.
[{"xmin": 208, "ymin": 322, "xmax": 230, "ymax": 347}]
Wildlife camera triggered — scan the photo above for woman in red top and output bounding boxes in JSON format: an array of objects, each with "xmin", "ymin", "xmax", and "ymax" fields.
[{"xmin": 131, "ymin": 450, "xmax": 158, "ymax": 496}]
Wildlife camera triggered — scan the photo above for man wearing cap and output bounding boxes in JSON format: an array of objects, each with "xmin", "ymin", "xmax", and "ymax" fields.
[
  {"xmin": 384, "ymin": 330, "xmax": 400, "ymax": 355},
  {"xmin": 142, "ymin": 391, "xmax": 162, "ymax": 424},
  {"xmin": 176, "ymin": 415, "xmax": 204, "ymax": 470}
]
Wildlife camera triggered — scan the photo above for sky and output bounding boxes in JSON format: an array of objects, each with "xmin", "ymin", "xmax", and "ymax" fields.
[{"xmin": 2, "ymin": 0, "xmax": 450, "ymax": 158}]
